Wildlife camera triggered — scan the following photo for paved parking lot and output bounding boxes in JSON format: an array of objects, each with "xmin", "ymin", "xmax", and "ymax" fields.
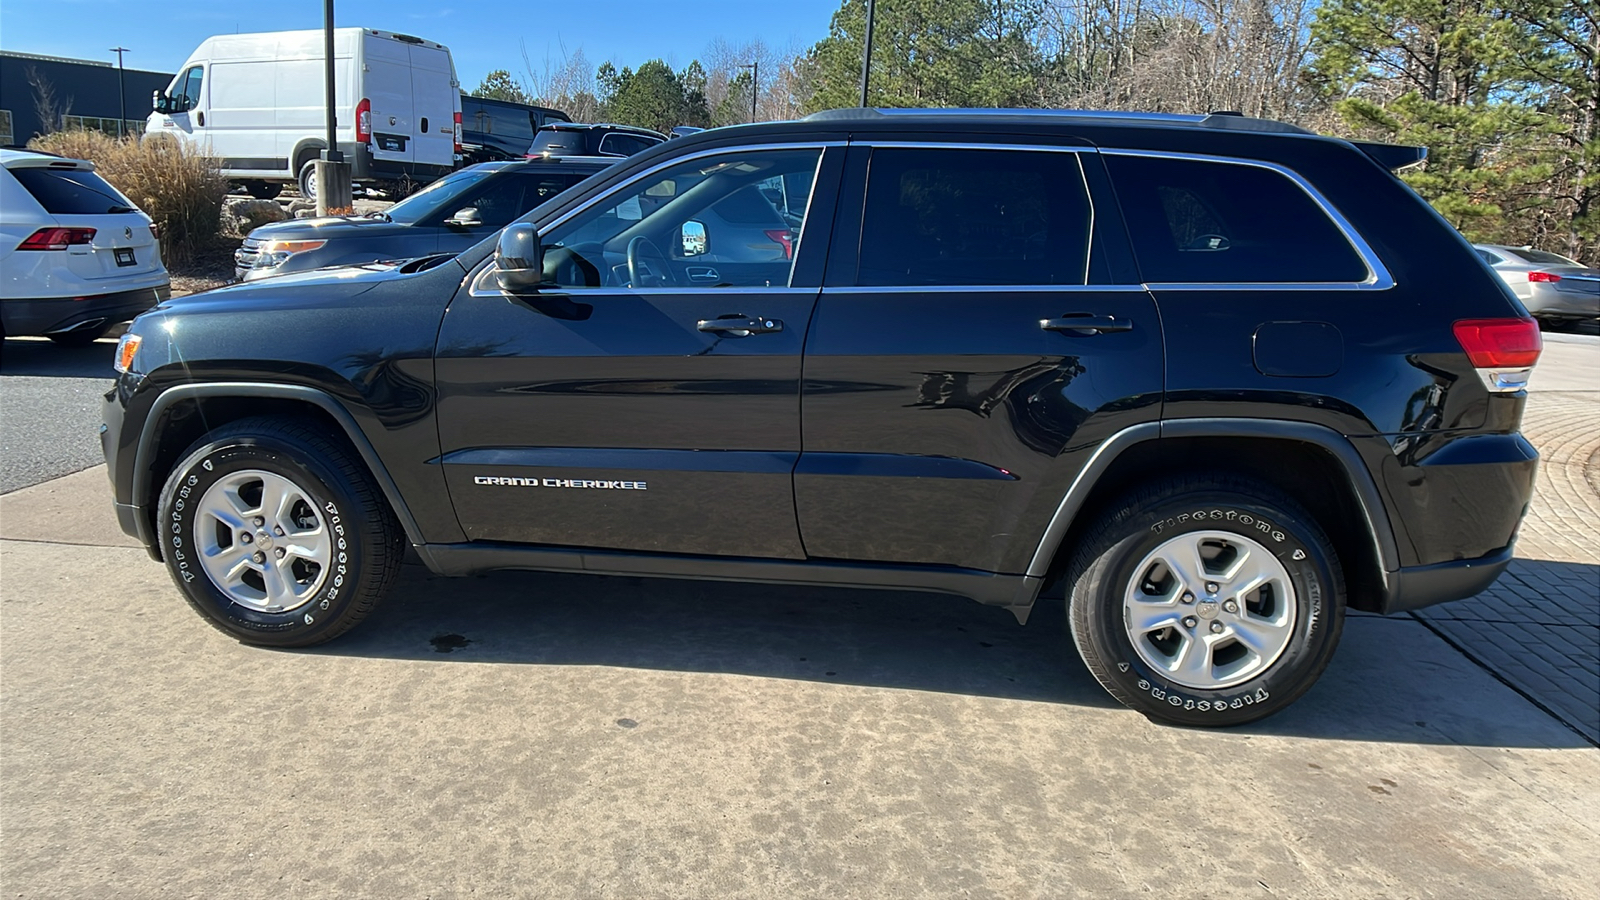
[{"xmin": 2, "ymin": 331, "xmax": 1597, "ymax": 897}]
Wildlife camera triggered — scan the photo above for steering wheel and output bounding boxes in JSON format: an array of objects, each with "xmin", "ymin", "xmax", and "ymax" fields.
[{"xmin": 626, "ymin": 236, "xmax": 676, "ymax": 288}]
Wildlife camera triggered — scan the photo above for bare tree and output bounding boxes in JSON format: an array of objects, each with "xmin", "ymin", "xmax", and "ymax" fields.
[
  {"xmin": 26, "ymin": 66, "xmax": 73, "ymax": 135},
  {"xmin": 522, "ymin": 40, "xmax": 602, "ymax": 121}
]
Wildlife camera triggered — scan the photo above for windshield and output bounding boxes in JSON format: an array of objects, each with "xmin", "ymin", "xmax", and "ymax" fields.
[
  {"xmin": 382, "ymin": 168, "xmax": 498, "ymax": 224},
  {"xmin": 1507, "ymin": 247, "xmax": 1583, "ymax": 267}
]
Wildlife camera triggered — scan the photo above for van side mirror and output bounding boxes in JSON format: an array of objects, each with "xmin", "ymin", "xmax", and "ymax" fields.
[
  {"xmin": 152, "ymin": 91, "xmax": 170, "ymax": 115},
  {"xmin": 495, "ymin": 223, "xmax": 543, "ymax": 293}
]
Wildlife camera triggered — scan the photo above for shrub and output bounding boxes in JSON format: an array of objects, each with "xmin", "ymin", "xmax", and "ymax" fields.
[{"xmin": 28, "ymin": 130, "xmax": 229, "ymax": 269}]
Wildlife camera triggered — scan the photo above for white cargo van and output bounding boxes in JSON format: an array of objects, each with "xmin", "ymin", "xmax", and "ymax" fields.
[{"xmin": 147, "ymin": 28, "xmax": 461, "ymax": 199}]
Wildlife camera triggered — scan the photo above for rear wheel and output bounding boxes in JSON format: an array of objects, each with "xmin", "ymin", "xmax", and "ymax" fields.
[
  {"xmin": 297, "ymin": 161, "xmax": 318, "ymax": 202},
  {"xmin": 1065, "ymin": 476, "xmax": 1345, "ymax": 726},
  {"xmin": 156, "ymin": 416, "xmax": 404, "ymax": 647}
]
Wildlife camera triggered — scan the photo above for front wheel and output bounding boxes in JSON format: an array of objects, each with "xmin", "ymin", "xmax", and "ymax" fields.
[
  {"xmin": 156, "ymin": 416, "xmax": 404, "ymax": 647},
  {"xmin": 1065, "ymin": 477, "xmax": 1345, "ymax": 726}
]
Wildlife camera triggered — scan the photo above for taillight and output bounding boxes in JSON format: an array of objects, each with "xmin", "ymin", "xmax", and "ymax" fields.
[
  {"xmin": 1527, "ymin": 271, "xmax": 1561, "ymax": 283},
  {"xmin": 1454, "ymin": 317, "xmax": 1542, "ymax": 391},
  {"xmin": 453, "ymin": 111, "xmax": 462, "ymax": 155},
  {"xmin": 149, "ymin": 223, "xmax": 161, "ymax": 240},
  {"xmin": 17, "ymin": 227, "xmax": 96, "ymax": 250},
  {"xmin": 763, "ymin": 229, "xmax": 794, "ymax": 260},
  {"xmin": 355, "ymin": 98, "xmax": 372, "ymax": 144}
]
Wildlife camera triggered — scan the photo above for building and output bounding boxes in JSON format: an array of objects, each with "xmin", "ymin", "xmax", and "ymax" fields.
[{"xmin": 1, "ymin": 51, "xmax": 174, "ymax": 148}]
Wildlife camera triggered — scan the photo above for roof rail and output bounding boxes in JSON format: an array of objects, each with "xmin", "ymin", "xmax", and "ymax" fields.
[{"xmin": 804, "ymin": 107, "xmax": 1313, "ymax": 135}]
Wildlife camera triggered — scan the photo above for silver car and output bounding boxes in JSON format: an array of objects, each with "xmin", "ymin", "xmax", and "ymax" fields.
[{"xmin": 1474, "ymin": 243, "xmax": 1599, "ymax": 324}]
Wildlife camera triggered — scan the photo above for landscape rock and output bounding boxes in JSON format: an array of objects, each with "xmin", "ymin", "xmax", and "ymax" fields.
[{"xmin": 221, "ymin": 198, "xmax": 288, "ymax": 236}]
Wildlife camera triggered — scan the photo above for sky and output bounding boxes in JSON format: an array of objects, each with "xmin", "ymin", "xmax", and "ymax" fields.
[{"xmin": 0, "ymin": 0, "xmax": 843, "ymax": 87}]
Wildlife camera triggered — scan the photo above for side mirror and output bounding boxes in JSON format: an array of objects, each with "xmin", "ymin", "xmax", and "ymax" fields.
[
  {"xmin": 494, "ymin": 222, "xmax": 543, "ymax": 293},
  {"xmin": 152, "ymin": 91, "xmax": 169, "ymax": 115},
  {"xmin": 681, "ymin": 220, "xmax": 707, "ymax": 257},
  {"xmin": 445, "ymin": 207, "xmax": 482, "ymax": 227}
]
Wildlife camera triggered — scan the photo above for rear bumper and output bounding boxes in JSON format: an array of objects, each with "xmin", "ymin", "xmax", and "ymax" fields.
[
  {"xmin": 1, "ymin": 284, "xmax": 170, "ymax": 337},
  {"xmin": 1523, "ymin": 283, "xmax": 1600, "ymax": 319},
  {"xmin": 1381, "ymin": 545, "xmax": 1515, "ymax": 614},
  {"xmin": 348, "ymin": 143, "xmax": 456, "ymax": 185}
]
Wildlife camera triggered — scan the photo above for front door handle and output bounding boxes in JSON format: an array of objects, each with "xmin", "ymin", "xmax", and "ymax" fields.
[
  {"xmin": 1041, "ymin": 314, "xmax": 1133, "ymax": 335},
  {"xmin": 697, "ymin": 315, "xmax": 784, "ymax": 335}
]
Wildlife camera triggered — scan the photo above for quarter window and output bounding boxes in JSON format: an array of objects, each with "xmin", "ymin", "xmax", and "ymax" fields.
[
  {"xmin": 1105, "ymin": 154, "xmax": 1369, "ymax": 284},
  {"xmin": 538, "ymin": 147, "xmax": 821, "ymax": 289},
  {"xmin": 857, "ymin": 148, "xmax": 1093, "ymax": 287}
]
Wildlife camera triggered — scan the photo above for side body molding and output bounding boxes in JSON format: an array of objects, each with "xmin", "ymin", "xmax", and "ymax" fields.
[
  {"xmin": 1024, "ymin": 417, "xmax": 1400, "ymax": 581},
  {"xmin": 131, "ymin": 382, "xmax": 426, "ymax": 548}
]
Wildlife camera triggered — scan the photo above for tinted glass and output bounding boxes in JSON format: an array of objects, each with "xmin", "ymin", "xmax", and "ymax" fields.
[
  {"xmin": 1105, "ymin": 155, "xmax": 1369, "ymax": 284},
  {"xmin": 383, "ymin": 168, "xmax": 495, "ymax": 224},
  {"xmin": 540, "ymin": 147, "xmax": 820, "ymax": 289},
  {"xmin": 857, "ymin": 148, "xmax": 1092, "ymax": 286},
  {"xmin": 1506, "ymin": 247, "xmax": 1583, "ymax": 267},
  {"xmin": 1476, "ymin": 249, "xmax": 1503, "ymax": 266},
  {"xmin": 530, "ymin": 130, "xmax": 584, "ymax": 155},
  {"xmin": 11, "ymin": 167, "xmax": 137, "ymax": 215}
]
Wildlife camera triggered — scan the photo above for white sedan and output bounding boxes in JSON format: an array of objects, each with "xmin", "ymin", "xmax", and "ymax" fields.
[{"xmin": 0, "ymin": 149, "xmax": 169, "ymax": 346}]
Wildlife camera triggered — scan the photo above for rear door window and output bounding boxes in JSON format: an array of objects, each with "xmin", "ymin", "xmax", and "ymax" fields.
[
  {"xmin": 1105, "ymin": 154, "xmax": 1370, "ymax": 284},
  {"xmin": 856, "ymin": 147, "xmax": 1093, "ymax": 286},
  {"xmin": 10, "ymin": 167, "xmax": 138, "ymax": 215}
]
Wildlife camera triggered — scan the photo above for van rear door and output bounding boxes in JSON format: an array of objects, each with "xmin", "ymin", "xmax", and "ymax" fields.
[
  {"xmin": 363, "ymin": 34, "xmax": 415, "ymax": 170},
  {"xmin": 408, "ymin": 43, "xmax": 457, "ymax": 171}
]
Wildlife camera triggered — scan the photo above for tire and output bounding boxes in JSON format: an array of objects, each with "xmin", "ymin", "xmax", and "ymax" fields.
[
  {"xmin": 1065, "ymin": 476, "xmax": 1345, "ymax": 726},
  {"xmin": 156, "ymin": 416, "xmax": 405, "ymax": 647},
  {"xmin": 245, "ymin": 181, "xmax": 283, "ymax": 200},
  {"xmin": 297, "ymin": 161, "xmax": 318, "ymax": 201},
  {"xmin": 48, "ymin": 327, "xmax": 108, "ymax": 347}
]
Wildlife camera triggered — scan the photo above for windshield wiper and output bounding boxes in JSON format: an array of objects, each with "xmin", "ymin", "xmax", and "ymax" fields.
[
  {"xmin": 364, "ymin": 211, "xmax": 391, "ymax": 222},
  {"xmin": 106, "ymin": 204, "xmax": 136, "ymax": 214}
]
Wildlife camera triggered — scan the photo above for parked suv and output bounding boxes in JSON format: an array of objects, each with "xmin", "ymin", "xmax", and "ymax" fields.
[
  {"xmin": 1, "ymin": 149, "xmax": 169, "ymax": 345},
  {"xmin": 527, "ymin": 122, "xmax": 667, "ymax": 158},
  {"xmin": 459, "ymin": 96, "xmax": 571, "ymax": 165},
  {"xmin": 103, "ymin": 109, "xmax": 1541, "ymax": 726},
  {"xmin": 234, "ymin": 155, "xmax": 616, "ymax": 281}
]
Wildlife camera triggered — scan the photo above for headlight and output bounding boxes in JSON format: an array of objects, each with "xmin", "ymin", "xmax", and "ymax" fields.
[
  {"xmin": 114, "ymin": 332, "xmax": 143, "ymax": 374},
  {"xmin": 257, "ymin": 239, "xmax": 327, "ymax": 267}
]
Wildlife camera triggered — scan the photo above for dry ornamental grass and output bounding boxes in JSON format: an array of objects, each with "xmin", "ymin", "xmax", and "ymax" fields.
[{"xmin": 27, "ymin": 130, "xmax": 230, "ymax": 270}]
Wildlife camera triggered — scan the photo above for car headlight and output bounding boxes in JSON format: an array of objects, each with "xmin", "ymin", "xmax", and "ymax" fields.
[
  {"xmin": 257, "ymin": 239, "xmax": 328, "ymax": 267},
  {"xmin": 114, "ymin": 332, "xmax": 143, "ymax": 374}
]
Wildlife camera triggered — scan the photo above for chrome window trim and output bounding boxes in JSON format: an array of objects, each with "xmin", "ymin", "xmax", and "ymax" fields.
[
  {"xmin": 1100, "ymin": 148, "xmax": 1395, "ymax": 291},
  {"xmin": 853, "ymin": 143, "xmax": 1098, "ymax": 287},
  {"xmin": 468, "ymin": 142, "xmax": 841, "ymax": 299}
]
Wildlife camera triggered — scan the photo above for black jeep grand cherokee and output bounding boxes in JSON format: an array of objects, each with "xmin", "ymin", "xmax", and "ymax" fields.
[{"xmin": 103, "ymin": 109, "xmax": 1543, "ymax": 726}]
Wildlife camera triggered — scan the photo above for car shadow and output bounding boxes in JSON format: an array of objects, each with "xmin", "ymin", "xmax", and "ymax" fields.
[
  {"xmin": 303, "ymin": 564, "xmax": 1592, "ymax": 749},
  {"xmin": 0, "ymin": 336, "xmax": 119, "ymax": 379}
]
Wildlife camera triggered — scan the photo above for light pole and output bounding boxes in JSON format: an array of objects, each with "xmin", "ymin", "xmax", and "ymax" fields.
[
  {"xmin": 110, "ymin": 47, "xmax": 129, "ymax": 138},
  {"xmin": 739, "ymin": 61, "xmax": 759, "ymax": 123},
  {"xmin": 859, "ymin": 0, "xmax": 876, "ymax": 107}
]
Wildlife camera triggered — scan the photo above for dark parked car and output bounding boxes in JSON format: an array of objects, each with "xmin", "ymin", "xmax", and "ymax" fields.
[
  {"xmin": 234, "ymin": 156, "xmax": 616, "ymax": 281},
  {"xmin": 105, "ymin": 108, "xmax": 1541, "ymax": 727},
  {"xmin": 459, "ymin": 96, "xmax": 571, "ymax": 165},
  {"xmin": 527, "ymin": 122, "xmax": 667, "ymax": 158}
]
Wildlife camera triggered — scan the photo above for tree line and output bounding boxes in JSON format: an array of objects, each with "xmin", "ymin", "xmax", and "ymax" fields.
[{"xmin": 476, "ymin": 0, "xmax": 1597, "ymax": 259}]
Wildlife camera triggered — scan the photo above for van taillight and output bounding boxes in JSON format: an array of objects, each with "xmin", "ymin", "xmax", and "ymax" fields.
[
  {"xmin": 1527, "ymin": 271, "xmax": 1562, "ymax": 283},
  {"xmin": 18, "ymin": 227, "xmax": 96, "ymax": 250},
  {"xmin": 453, "ymin": 111, "xmax": 462, "ymax": 155},
  {"xmin": 355, "ymin": 98, "xmax": 372, "ymax": 144}
]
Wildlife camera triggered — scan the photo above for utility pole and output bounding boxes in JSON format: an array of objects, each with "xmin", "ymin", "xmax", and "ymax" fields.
[
  {"xmin": 859, "ymin": 0, "xmax": 876, "ymax": 107},
  {"xmin": 316, "ymin": 0, "xmax": 353, "ymax": 215},
  {"xmin": 740, "ymin": 61, "xmax": 759, "ymax": 123},
  {"xmin": 110, "ymin": 47, "xmax": 129, "ymax": 138}
]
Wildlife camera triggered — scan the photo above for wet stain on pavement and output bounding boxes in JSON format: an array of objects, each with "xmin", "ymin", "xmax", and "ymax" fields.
[
  {"xmin": 615, "ymin": 718, "xmax": 638, "ymax": 729},
  {"xmin": 429, "ymin": 633, "xmax": 473, "ymax": 653}
]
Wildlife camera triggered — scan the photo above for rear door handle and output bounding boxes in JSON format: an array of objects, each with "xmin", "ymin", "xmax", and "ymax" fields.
[
  {"xmin": 1041, "ymin": 314, "xmax": 1133, "ymax": 335},
  {"xmin": 697, "ymin": 316, "xmax": 784, "ymax": 335}
]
